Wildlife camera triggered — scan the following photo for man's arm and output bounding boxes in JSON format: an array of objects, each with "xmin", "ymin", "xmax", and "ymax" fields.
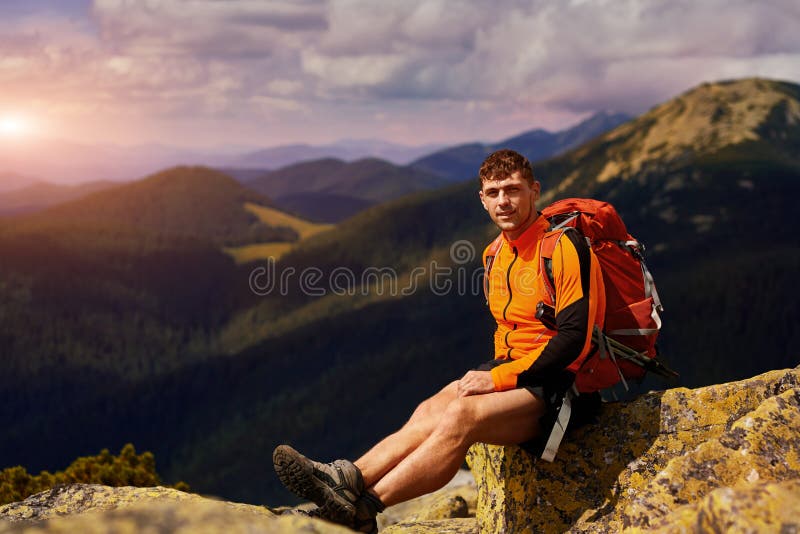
[
  {"xmin": 490, "ymin": 230, "xmax": 599, "ymax": 390},
  {"xmin": 517, "ymin": 230, "xmax": 595, "ymax": 384}
]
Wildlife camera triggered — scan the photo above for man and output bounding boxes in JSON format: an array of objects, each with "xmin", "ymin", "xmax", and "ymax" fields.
[{"xmin": 273, "ymin": 149, "xmax": 605, "ymax": 533}]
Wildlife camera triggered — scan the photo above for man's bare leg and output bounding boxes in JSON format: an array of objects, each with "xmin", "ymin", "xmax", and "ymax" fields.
[
  {"xmin": 370, "ymin": 387, "xmax": 545, "ymax": 506},
  {"xmin": 354, "ymin": 381, "xmax": 459, "ymax": 486}
]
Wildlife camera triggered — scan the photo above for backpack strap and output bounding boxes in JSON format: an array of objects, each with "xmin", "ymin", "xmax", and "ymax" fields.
[
  {"xmin": 538, "ymin": 228, "xmax": 576, "ymax": 306},
  {"xmin": 483, "ymin": 234, "xmax": 504, "ymax": 304},
  {"xmin": 540, "ymin": 384, "xmax": 578, "ymax": 462}
]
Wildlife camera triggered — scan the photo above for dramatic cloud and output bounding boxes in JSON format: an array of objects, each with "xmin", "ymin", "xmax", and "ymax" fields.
[{"xmin": 0, "ymin": 0, "xmax": 799, "ymax": 146}]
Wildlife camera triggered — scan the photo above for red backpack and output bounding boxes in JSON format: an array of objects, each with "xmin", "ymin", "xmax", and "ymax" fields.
[
  {"xmin": 542, "ymin": 198, "xmax": 678, "ymax": 393},
  {"xmin": 485, "ymin": 198, "xmax": 677, "ymax": 394}
]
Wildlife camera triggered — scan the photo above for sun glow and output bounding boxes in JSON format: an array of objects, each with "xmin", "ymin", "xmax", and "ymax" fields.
[{"xmin": 0, "ymin": 115, "xmax": 33, "ymax": 138}]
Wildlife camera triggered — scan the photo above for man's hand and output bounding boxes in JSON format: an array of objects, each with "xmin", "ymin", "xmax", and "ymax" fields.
[{"xmin": 457, "ymin": 370, "xmax": 496, "ymax": 397}]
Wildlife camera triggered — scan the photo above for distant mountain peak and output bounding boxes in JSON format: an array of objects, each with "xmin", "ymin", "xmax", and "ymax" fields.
[
  {"xmin": 592, "ymin": 77, "xmax": 800, "ymax": 182},
  {"xmin": 143, "ymin": 165, "xmax": 242, "ymax": 187}
]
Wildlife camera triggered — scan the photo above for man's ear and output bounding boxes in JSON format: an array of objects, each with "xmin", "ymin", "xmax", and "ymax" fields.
[
  {"xmin": 479, "ymin": 190, "xmax": 488, "ymax": 211},
  {"xmin": 531, "ymin": 181, "xmax": 541, "ymax": 202}
]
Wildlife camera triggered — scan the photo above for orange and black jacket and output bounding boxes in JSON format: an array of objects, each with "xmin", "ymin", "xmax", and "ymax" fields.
[{"xmin": 483, "ymin": 215, "xmax": 606, "ymax": 391}]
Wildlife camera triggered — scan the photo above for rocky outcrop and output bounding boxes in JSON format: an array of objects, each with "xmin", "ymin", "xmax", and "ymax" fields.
[
  {"xmin": 466, "ymin": 366, "xmax": 800, "ymax": 533},
  {"xmin": 0, "ymin": 479, "xmax": 479, "ymax": 534},
  {"xmin": 381, "ymin": 471, "xmax": 478, "ymax": 533},
  {"xmin": 0, "ymin": 484, "xmax": 349, "ymax": 533},
  {"xmin": 1, "ymin": 368, "xmax": 798, "ymax": 533}
]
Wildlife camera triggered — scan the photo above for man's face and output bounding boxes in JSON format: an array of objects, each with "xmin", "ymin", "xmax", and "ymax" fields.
[{"xmin": 479, "ymin": 171, "xmax": 541, "ymax": 237}]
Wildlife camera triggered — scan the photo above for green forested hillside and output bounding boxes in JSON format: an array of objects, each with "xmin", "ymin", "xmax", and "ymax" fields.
[
  {"xmin": 273, "ymin": 192, "xmax": 373, "ymax": 223},
  {"xmin": 1, "ymin": 78, "xmax": 798, "ymax": 508},
  {"xmin": 8, "ymin": 166, "xmax": 297, "ymax": 248},
  {"xmin": 0, "ymin": 166, "xmax": 312, "ymax": 383}
]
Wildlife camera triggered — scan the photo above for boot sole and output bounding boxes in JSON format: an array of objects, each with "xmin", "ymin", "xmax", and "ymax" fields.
[{"xmin": 273, "ymin": 445, "xmax": 356, "ymax": 523}]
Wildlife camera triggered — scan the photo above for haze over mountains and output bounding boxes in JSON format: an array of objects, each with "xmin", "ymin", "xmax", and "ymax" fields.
[
  {"xmin": 237, "ymin": 139, "xmax": 445, "ymax": 169},
  {"xmin": 0, "ymin": 111, "xmax": 630, "ymax": 222},
  {"xmin": 0, "ymin": 181, "xmax": 119, "ymax": 216},
  {"xmin": 0, "ymin": 78, "xmax": 797, "ymax": 507},
  {"xmin": 0, "ymin": 111, "xmax": 627, "ymax": 192},
  {"xmin": 0, "ymin": 138, "xmax": 433, "ymax": 188}
]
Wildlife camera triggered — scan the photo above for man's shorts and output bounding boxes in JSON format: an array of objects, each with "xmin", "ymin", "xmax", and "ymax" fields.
[{"xmin": 475, "ymin": 359, "xmax": 601, "ymax": 457}]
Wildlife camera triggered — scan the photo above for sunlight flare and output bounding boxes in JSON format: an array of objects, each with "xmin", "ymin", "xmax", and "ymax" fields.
[{"xmin": 0, "ymin": 115, "xmax": 33, "ymax": 138}]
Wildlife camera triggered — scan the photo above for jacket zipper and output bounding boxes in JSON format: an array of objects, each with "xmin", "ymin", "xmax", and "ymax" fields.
[{"xmin": 503, "ymin": 246, "xmax": 518, "ymax": 358}]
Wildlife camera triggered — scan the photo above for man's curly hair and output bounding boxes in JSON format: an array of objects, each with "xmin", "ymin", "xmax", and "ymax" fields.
[{"xmin": 478, "ymin": 149, "xmax": 535, "ymax": 186}]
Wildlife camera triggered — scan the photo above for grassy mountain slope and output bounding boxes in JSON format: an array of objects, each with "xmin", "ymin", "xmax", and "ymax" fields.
[
  {"xmin": 224, "ymin": 203, "xmax": 334, "ymax": 263},
  {"xmin": 532, "ymin": 78, "xmax": 800, "ymax": 264}
]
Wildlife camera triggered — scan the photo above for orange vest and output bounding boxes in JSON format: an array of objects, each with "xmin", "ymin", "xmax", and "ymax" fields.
[{"xmin": 482, "ymin": 215, "xmax": 606, "ymax": 391}]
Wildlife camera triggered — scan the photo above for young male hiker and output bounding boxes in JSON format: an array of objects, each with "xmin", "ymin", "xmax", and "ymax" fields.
[{"xmin": 273, "ymin": 149, "xmax": 606, "ymax": 532}]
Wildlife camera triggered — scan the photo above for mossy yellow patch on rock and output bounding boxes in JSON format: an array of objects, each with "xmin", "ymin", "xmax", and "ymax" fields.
[
  {"xmin": 467, "ymin": 367, "xmax": 800, "ymax": 533},
  {"xmin": 621, "ymin": 387, "xmax": 800, "ymax": 529},
  {"xmin": 648, "ymin": 479, "xmax": 800, "ymax": 533}
]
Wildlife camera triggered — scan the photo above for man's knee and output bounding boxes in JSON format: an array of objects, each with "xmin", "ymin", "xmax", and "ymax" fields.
[
  {"xmin": 410, "ymin": 381, "xmax": 459, "ymax": 421},
  {"xmin": 434, "ymin": 397, "xmax": 477, "ymax": 442}
]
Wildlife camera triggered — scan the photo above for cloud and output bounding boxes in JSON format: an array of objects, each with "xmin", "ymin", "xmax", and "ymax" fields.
[{"xmin": 0, "ymin": 0, "xmax": 799, "ymax": 146}]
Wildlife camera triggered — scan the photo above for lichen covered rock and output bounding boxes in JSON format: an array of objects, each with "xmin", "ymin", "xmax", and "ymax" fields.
[
  {"xmin": 380, "ymin": 471, "xmax": 476, "ymax": 528},
  {"xmin": 648, "ymin": 479, "xmax": 800, "ymax": 533},
  {"xmin": 466, "ymin": 367, "xmax": 800, "ymax": 533},
  {"xmin": 0, "ymin": 484, "xmax": 349, "ymax": 534},
  {"xmin": 382, "ymin": 518, "xmax": 479, "ymax": 534},
  {"xmin": 0, "ymin": 484, "xmax": 272, "ymax": 523}
]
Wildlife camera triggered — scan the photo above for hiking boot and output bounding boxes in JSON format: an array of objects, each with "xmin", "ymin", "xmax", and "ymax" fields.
[
  {"xmin": 311, "ymin": 491, "xmax": 384, "ymax": 534},
  {"xmin": 350, "ymin": 491, "xmax": 385, "ymax": 534},
  {"xmin": 273, "ymin": 445, "xmax": 364, "ymax": 524}
]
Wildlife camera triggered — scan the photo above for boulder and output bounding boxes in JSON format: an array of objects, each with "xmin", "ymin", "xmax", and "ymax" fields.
[{"xmin": 466, "ymin": 366, "xmax": 800, "ymax": 533}]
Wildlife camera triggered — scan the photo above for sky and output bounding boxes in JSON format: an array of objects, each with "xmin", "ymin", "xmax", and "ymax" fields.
[{"xmin": 1, "ymin": 0, "xmax": 799, "ymax": 149}]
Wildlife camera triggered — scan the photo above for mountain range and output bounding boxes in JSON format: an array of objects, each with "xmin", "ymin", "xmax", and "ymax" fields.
[
  {"xmin": 0, "ymin": 138, "xmax": 436, "ymax": 188},
  {"xmin": 410, "ymin": 111, "xmax": 631, "ymax": 182},
  {"xmin": 0, "ymin": 112, "xmax": 627, "ymax": 224},
  {"xmin": 0, "ymin": 77, "xmax": 797, "ymax": 508},
  {"xmin": 230, "ymin": 112, "xmax": 630, "ymax": 222},
  {"xmin": 243, "ymin": 157, "xmax": 448, "ymax": 222},
  {"xmin": 236, "ymin": 139, "xmax": 444, "ymax": 169}
]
